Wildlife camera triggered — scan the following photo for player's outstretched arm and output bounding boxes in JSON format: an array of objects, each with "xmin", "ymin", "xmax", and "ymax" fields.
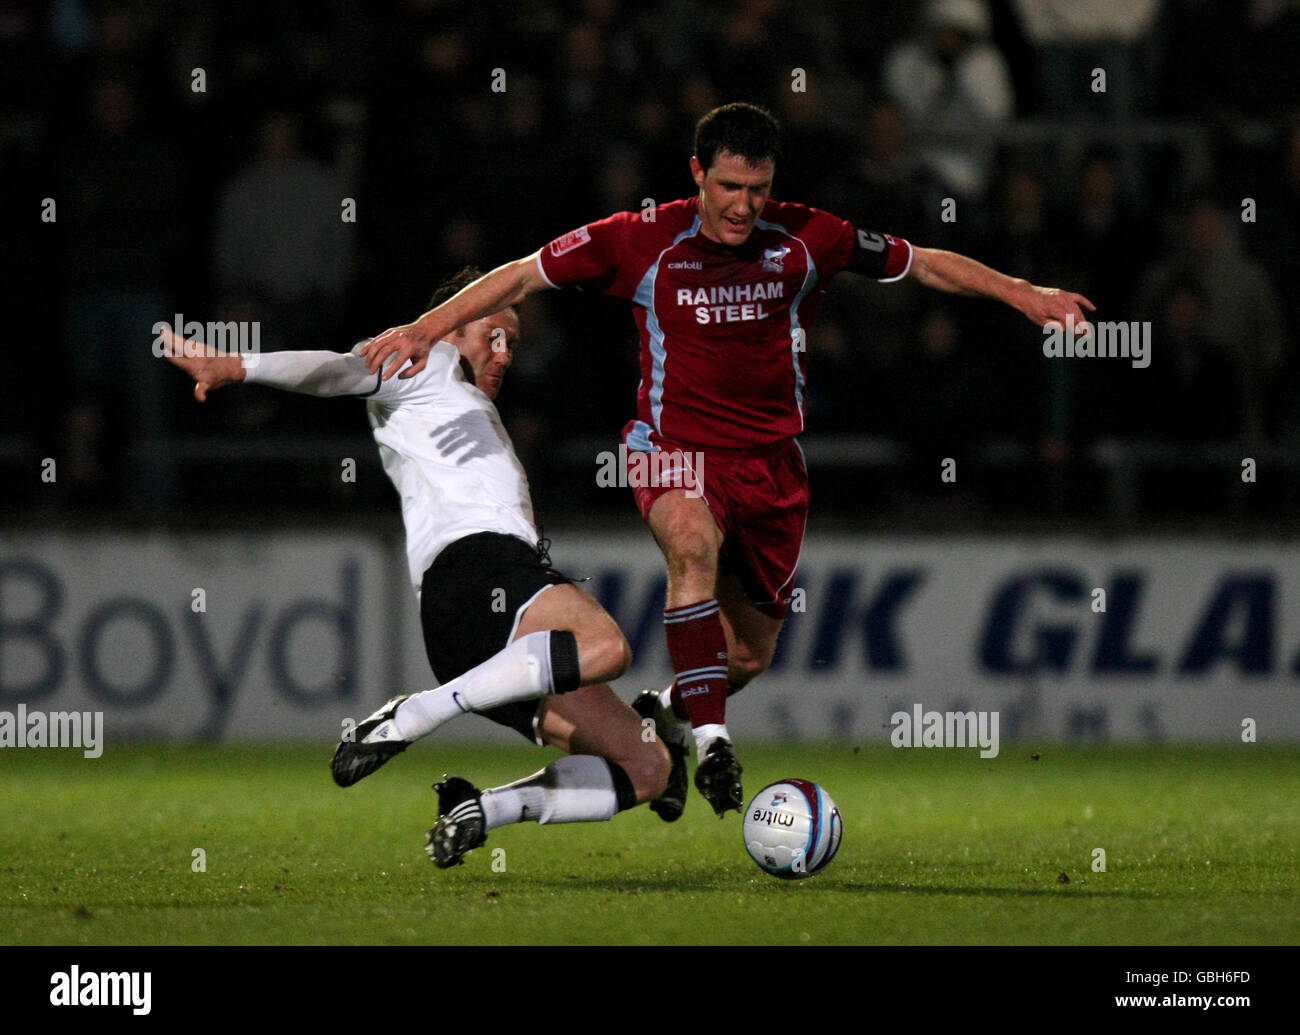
[
  {"xmin": 157, "ymin": 327, "xmax": 246, "ymax": 402},
  {"xmin": 160, "ymin": 327, "xmax": 390, "ymax": 400},
  {"xmin": 908, "ymin": 246, "xmax": 1095, "ymax": 328},
  {"xmin": 362, "ymin": 250, "xmax": 552, "ymax": 381}
]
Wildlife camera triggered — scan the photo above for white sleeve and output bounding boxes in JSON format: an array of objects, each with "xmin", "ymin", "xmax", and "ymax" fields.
[{"xmin": 241, "ymin": 347, "xmax": 384, "ymax": 397}]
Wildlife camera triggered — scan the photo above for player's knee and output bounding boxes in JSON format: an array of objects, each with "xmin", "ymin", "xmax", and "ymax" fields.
[
  {"xmin": 578, "ymin": 624, "xmax": 632, "ymax": 685},
  {"xmin": 605, "ymin": 629, "xmax": 633, "ymax": 680},
  {"xmin": 664, "ymin": 538, "xmax": 718, "ymax": 584},
  {"xmin": 655, "ymin": 511, "xmax": 720, "ymax": 581}
]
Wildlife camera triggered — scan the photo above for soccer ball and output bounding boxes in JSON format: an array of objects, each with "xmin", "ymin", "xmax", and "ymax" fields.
[{"xmin": 742, "ymin": 779, "xmax": 843, "ymax": 879}]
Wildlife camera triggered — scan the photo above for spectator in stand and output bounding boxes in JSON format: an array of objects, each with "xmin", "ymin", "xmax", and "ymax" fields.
[
  {"xmin": 837, "ymin": 101, "xmax": 928, "ymax": 244},
  {"xmin": 1161, "ymin": 0, "xmax": 1300, "ymax": 126},
  {"xmin": 1250, "ymin": 121, "xmax": 1300, "ymax": 442},
  {"xmin": 883, "ymin": 0, "xmax": 1014, "ymax": 203},
  {"xmin": 214, "ymin": 109, "xmax": 352, "ymax": 353},
  {"xmin": 1149, "ymin": 274, "xmax": 1242, "ymax": 443},
  {"xmin": 60, "ymin": 73, "xmax": 182, "ymax": 505},
  {"xmin": 1249, "ymin": 122, "xmax": 1300, "ymax": 343},
  {"xmin": 1011, "ymin": 0, "xmax": 1162, "ymax": 116},
  {"xmin": 1135, "ymin": 198, "xmax": 1286, "ymax": 444},
  {"xmin": 774, "ymin": 86, "xmax": 851, "ymax": 202},
  {"xmin": 1049, "ymin": 147, "xmax": 1151, "ymax": 321}
]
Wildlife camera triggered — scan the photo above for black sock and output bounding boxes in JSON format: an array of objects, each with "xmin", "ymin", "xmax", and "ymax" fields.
[
  {"xmin": 549, "ymin": 630, "xmax": 581, "ymax": 693},
  {"xmin": 605, "ymin": 760, "xmax": 638, "ymax": 812}
]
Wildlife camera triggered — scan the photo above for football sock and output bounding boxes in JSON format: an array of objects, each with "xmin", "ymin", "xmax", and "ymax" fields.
[
  {"xmin": 391, "ymin": 630, "xmax": 580, "ymax": 741},
  {"xmin": 663, "ymin": 599, "xmax": 729, "ymax": 728},
  {"xmin": 661, "ymin": 682, "xmax": 687, "ymax": 720},
  {"xmin": 480, "ymin": 756, "xmax": 636, "ymax": 831},
  {"xmin": 693, "ymin": 722, "xmax": 732, "ymax": 758},
  {"xmin": 654, "ymin": 684, "xmax": 691, "ymax": 741},
  {"xmin": 665, "ymin": 680, "xmax": 744, "ymax": 719}
]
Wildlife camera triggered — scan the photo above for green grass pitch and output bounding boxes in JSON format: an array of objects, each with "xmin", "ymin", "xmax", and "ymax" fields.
[{"xmin": 1, "ymin": 742, "xmax": 1296, "ymax": 946}]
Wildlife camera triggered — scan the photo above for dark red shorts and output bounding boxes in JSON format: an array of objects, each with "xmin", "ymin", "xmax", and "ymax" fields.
[{"xmin": 620, "ymin": 424, "xmax": 809, "ymax": 619}]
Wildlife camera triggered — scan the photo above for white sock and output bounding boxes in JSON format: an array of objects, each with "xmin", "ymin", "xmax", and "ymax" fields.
[
  {"xmin": 655, "ymin": 684, "xmax": 690, "ymax": 741},
  {"xmin": 391, "ymin": 631, "xmax": 557, "ymax": 741},
  {"xmin": 480, "ymin": 756, "xmax": 619, "ymax": 831},
  {"xmin": 693, "ymin": 722, "xmax": 731, "ymax": 757}
]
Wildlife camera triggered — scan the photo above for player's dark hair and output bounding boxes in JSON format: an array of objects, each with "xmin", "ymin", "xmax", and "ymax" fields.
[
  {"xmin": 694, "ymin": 102, "xmax": 782, "ymax": 172},
  {"xmin": 427, "ymin": 267, "xmax": 487, "ymax": 310}
]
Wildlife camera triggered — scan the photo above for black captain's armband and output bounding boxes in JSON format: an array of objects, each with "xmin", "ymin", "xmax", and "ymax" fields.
[{"xmin": 845, "ymin": 227, "xmax": 908, "ymax": 280}]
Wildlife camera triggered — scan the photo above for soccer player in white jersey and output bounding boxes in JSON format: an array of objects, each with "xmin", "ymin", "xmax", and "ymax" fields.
[{"xmin": 159, "ymin": 268, "xmax": 672, "ymax": 868}]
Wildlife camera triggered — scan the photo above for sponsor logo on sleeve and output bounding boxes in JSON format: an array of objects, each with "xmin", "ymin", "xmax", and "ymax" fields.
[{"xmin": 550, "ymin": 226, "xmax": 592, "ymax": 257}]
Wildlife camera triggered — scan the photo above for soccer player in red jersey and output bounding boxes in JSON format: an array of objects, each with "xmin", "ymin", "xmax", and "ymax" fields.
[{"xmin": 362, "ymin": 103, "xmax": 1095, "ymax": 817}]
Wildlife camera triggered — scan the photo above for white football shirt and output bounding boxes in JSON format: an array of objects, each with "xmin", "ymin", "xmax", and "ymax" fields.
[{"xmin": 244, "ymin": 340, "xmax": 539, "ymax": 593}]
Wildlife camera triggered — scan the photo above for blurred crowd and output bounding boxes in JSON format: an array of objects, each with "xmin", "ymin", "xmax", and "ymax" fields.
[{"xmin": 4, "ymin": 0, "xmax": 1298, "ymax": 521}]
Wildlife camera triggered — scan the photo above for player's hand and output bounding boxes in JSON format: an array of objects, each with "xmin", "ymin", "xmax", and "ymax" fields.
[
  {"xmin": 157, "ymin": 327, "xmax": 245, "ymax": 402},
  {"xmin": 360, "ymin": 323, "xmax": 434, "ymax": 380},
  {"xmin": 1017, "ymin": 285, "xmax": 1096, "ymax": 329}
]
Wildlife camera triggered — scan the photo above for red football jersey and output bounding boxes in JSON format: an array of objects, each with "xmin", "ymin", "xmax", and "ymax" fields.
[{"xmin": 537, "ymin": 196, "xmax": 911, "ymax": 450}]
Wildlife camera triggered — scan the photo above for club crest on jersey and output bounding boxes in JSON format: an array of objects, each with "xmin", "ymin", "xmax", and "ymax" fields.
[
  {"xmin": 762, "ymin": 245, "xmax": 790, "ymax": 273},
  {"xmin": 550, "ymin": 226, "xmax": 591, "ymax": 257}
]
